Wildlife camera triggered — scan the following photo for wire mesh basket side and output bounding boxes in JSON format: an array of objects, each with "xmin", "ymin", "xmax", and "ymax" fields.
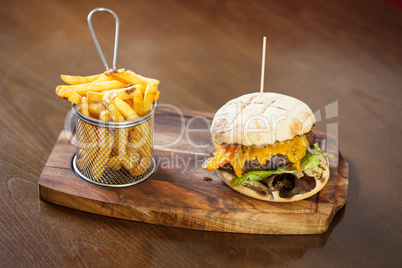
[{"xmin": 73, "ymin": 115, "xmax": 156, "ymax": 187}]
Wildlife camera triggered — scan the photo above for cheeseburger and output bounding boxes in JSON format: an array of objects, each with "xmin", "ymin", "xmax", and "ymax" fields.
[{"xmin": 202, "ymin": 92, "xmax": 334, "ymax": 202}]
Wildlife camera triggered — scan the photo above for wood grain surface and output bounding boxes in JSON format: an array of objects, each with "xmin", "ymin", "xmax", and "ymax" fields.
[
  {"xmin": 1, "ymin": 0, "xmax": 401, "ymax": 267},
  {"xmin": 39, "ymin": 108, "xmax": 348, "ymax": 235}
]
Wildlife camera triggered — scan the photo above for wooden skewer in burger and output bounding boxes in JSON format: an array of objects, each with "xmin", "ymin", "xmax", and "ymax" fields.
[{"xmin": 202, "ymin": 37, "xmax": 334, "ymax": 202}]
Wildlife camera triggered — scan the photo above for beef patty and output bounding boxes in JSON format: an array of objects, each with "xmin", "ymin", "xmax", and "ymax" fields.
[{"xmin": 219, "ymin": 131, "xmax": 316, "ymax": 175}]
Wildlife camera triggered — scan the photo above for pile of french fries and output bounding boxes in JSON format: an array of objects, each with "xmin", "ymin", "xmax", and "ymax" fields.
[
  {"xmin": 56, "ymin": 69, "xmax": 160, "ymax": 120},
  {"xmin": 56, "ymin": 69, "xmax": 159, "ymax": 180}
]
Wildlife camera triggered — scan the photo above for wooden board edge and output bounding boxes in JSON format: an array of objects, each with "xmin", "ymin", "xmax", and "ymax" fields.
[
  {"xmin": 335, "ymin": 152, "xmax": 349, "ymax": 213},
  {"xmin": 39, "ymin": 178, "xmax": 333, "ymax": 235}
]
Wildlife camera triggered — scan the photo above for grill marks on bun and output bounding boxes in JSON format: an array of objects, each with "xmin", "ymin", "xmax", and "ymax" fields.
[
  {"xmin": 212, "ymin": 94, "xmax": 260, "ymax": 138},
  {"xmin": 211, "ymin": 93, "xmax": 315, "ymax": 146}
]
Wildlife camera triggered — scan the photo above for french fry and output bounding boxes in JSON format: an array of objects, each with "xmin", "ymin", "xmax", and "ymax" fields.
[
  {"xmin": 115, "ymin": 85, "xmax": 143, "ymax": 99},
  {"xmin": 128, "ymin": 123, "xmax": 150, "ymax": 148},
  {"xmin": 87, "ymin": 87, "xmax": 137, "ymax": 104},
  {"xmin": 59, "ymin": 80, "xmax": 126, "ymax": 96},
  {"xmin": 87, "ymin": 91, "xmax": 105, "ymax": 103},
  {"xmin": 105, "ymin": 69, "xmax": 159, "ymax": 88},
  {"xmin": 121, "ymin": 150, "xmax": 140, "ymax": 170},
  {"xmin": 114, "ymin": 97, "xmax": 140, "ymax": 120},
  {"xmin": 128, "ymin": 128, "xmax": 141, "ymax": 151},
  {"xmin": 88, "ymin": 103, "xmax": 106, "ymax": 116},
  {"xmin": 76, "ymin": 122, "xmax": 99, "ymax": 170},
  {"xmin": 107, "ymin": 156, "xmax": 122, "ymax": 170},
  {"xmin": 143, "ymin": 84, "xmax": 158, "ymax": 115},
  {"xmin": 135, "ymin": 73, "xmax": 160, "ymax": 86},
  {"xmin": 127, "ymin": 121, "xmax": 152, "ymax": 160},
  {"xmin": 106, "ymin": 99, "xmax": 124, "ymax": 122},
  {"xmin": 115, "ymin": 91, "xmax": 131, "ymax": 101},
  {"xmin": 99, "ymin": 109, "xmax": 110, "ymax": 121},
  {"xmin": 126, "ymin": 84, "xmax": 146, "ymax": 95},
  {"xmin": 101, "ymin": 88, "xmax": 130, "ymax": 104},
  {"xmin": 154, "ymin": 89, "xmax": 160, "ymax": 102},
  {"xmin": 61, "ymin": 69, "xmax": 123, "ymax": 85},
  {"xmin": 133, "ymin": 90, "xmax": 144, "ymax": 116},
  {"xmin": 129, "ymin": 156, "xmax": 151, "ymax": 176},
  {"xmin": 117, "ymin": 128, "xmax": 128, "ymax": 161},
  {"xmin": 102, "ymin": 91, "xmax": 116, "ymax": 105},
  {"xmin": 68, "ymin": 91, "xmax": 83, "ymax": 105},
  {"xmin": 125, "ymin": 99, "xmax": 134, "ymax": 107},
  {"xmin": 129, "ymin": 144, "xmax": 151, "ymax": 162},
  {"xmin": 76, "ymin": 97, "xmax": 99, "ymax": 169},
  {"xmin": 91, "ymin": 74, "xmax": 114, "ymax": 83},
  {"xmin": 133, "ymin": 84, "xmax": 146, "ymax": 95},
  {"xmin": 56, "ymin": 87, "xmax": 83, "ymax": 105},
  {"xmin": 55, "ymin": 85, "xmax": 62, "ymax": 95},
  {"xmin": 91, "ymin": 128, "xmax": 114, "ymax": 180},
  {"xmin": 61, "ymin": 73, "xmax": 102, "ymax": 85},
  {"xmin": 138, "ymin": 133, "xmax": 152, "ymax": 158},
  {"xmin": 80, "ymin": 97, "xmax": 90, "ymax": 116},
  {"xmin": 125, "ymin": 85, "xmax": 140, "ymax": 94},
  {"xmin": 56, "ymin": 86, "xmax": 67, "ymax": 97},
  {"xmin": 126, "ymin": 123, "xmax": 152, "ymax": 175}
]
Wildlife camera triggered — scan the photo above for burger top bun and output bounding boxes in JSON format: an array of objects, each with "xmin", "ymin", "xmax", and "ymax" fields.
[{"xmin": 211, "ymin": 92, "xmax": 315, "ymax": 146}]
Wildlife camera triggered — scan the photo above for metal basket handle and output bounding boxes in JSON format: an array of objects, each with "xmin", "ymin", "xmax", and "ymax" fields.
[{"xmin": 87, "ymin": 7, "xmax": 120, "ymax": 70}]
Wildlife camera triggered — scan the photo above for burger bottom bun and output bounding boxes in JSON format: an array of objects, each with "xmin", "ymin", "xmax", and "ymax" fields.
[{"xmin": 217, "ymin": 159, "xmax": 330, "ymax": 202}]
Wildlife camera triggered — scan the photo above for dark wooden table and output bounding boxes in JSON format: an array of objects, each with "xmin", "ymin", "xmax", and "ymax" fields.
[{"xmin": 1, "ymin": 0, "xmax": 401, "ymax": 266}]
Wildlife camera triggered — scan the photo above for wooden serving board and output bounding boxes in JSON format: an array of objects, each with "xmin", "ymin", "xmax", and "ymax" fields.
[{"xmin": 39, "ymin": 108, "xmax": 348, "ymax": 234}]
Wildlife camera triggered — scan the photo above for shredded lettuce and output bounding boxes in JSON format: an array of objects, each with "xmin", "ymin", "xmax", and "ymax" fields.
[{"xmin": 231, "ymin": 143, "xmax": 334, "ymax": 187}]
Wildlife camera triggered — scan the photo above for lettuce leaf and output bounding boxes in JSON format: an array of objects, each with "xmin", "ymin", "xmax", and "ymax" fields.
[
  {"xmin": 230, "ymin": 143, "xmax": 334, "ymax": 187},
  {"xmin": 231, "ymin": 168, "xmax": 303, "ymax": 187}
]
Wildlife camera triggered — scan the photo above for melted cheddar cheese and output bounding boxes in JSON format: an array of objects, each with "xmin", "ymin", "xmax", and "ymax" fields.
[
  {"xmin": 203, "ymin": 135, "xmax": 309, "ymax": 177},
  {"xmin": 202, "ymin": 141, "xmax": 240, "ymax": 171}
]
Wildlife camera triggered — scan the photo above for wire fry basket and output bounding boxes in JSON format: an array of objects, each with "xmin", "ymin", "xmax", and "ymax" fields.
[
  {"xmin": 70, "ymin": 7, "xmax": 157, "ymax": 187},
  {"xmin": 72, "ymin": 103, "xmax": 157, "ymax": 187}
]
